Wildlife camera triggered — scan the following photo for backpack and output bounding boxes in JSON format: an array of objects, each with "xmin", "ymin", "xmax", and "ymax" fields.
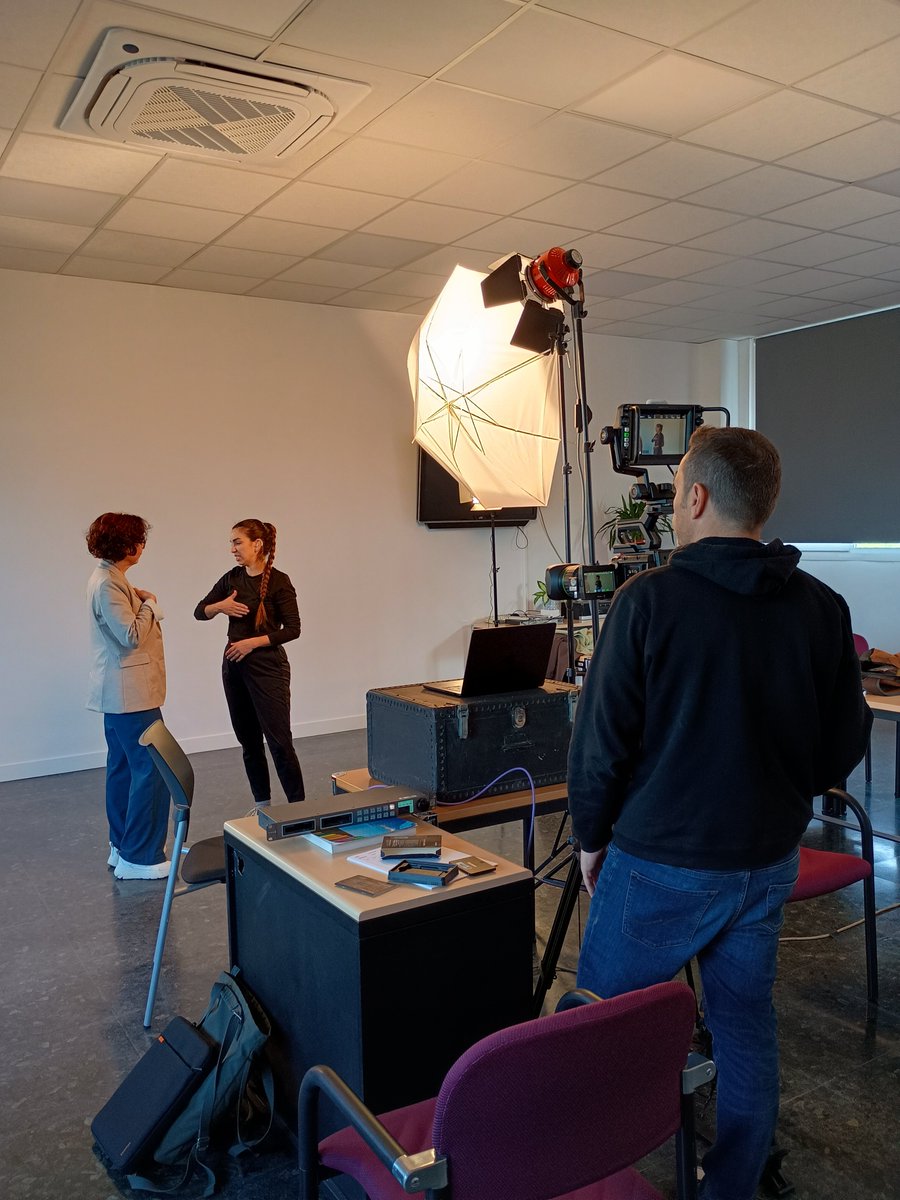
[{"xmin": 128, "ymin": 966, "xmax": 275, "ymax": 1196}]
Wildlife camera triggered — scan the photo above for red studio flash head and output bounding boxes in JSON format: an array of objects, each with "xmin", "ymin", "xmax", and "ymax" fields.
[{"xmin": 528, "ymin": 247, "xmax": 583, "ymax": 300}]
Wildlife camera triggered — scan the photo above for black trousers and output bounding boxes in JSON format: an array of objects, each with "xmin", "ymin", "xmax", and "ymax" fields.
[{"xmin": 221, "ymin": 647, "xmax": 305, "ymax": 803}]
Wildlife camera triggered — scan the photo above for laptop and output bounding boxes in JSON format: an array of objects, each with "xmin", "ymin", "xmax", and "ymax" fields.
[{"xmin": 423, "ymin": 622, "xmax": 557, "ymax": 698}]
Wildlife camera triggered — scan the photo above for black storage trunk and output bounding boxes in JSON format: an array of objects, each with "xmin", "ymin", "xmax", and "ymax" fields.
[{"xmin": 366, "ymin": 682, "xmax": 578, "ymax": 802}]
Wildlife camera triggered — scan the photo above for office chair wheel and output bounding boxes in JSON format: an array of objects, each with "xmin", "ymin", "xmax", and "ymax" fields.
[{"xmin": 760, "ymin": 1145, "xmax": 794, "ymax": 1197}]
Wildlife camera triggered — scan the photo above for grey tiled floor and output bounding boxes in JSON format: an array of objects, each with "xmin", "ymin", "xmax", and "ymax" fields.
[{"xmin": 1, "ymin": 724, "xmax": 897, "ymax": 1200}]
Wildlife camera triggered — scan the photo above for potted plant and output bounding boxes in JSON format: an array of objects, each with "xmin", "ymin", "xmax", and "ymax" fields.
[{"xmin": 596, "ymin": 494, "xmax": 673, "ymax": 551}]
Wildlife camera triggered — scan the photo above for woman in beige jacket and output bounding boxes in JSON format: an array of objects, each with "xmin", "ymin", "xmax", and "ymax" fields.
[{"xmin": 86, "ymin": 513, "xmax": 169, "ymax": 880}]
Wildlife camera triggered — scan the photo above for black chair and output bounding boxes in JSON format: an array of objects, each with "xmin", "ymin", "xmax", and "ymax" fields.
[{"xmin": 138, "ymin": 719, "xmax": 226, "ymax": 1028}]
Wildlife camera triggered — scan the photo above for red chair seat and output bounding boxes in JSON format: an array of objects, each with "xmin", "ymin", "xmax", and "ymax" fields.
[{"xmin": 790, "ymin": 845, "xmax": 871, "ymax": 903}]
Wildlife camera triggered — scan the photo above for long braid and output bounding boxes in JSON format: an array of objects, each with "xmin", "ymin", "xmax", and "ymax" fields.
[{"xmin": 255, "ymin": 522, "xmax": 276, "ymax": 632}]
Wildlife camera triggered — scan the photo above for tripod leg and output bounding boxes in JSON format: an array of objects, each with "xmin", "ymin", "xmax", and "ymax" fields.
[{"xmin": 533, "ymin": 851, "xmax": 584, "ymax": 1016}]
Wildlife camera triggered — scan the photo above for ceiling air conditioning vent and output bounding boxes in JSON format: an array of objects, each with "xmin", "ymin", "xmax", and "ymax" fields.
[{"xmin": 61, "ymin": 29, "xmax": 370, "ymax": 163}]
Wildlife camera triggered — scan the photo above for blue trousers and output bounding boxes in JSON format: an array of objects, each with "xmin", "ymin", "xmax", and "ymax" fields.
[
  {"xmin": 104, "ymin": 708, "xmax": 169, "ymax": 865},
  {"xmin": 576, "ymin": 844, "xmax": 800, "ymax": 1200}
]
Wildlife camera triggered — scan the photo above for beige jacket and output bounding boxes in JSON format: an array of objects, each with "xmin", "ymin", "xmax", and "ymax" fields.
[{"xmin": 86, "ymin": 561, "xmax": 166, "ymax": 713}]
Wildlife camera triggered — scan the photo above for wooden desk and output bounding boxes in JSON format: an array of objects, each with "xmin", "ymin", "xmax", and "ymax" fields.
[
  {"xmin": 332, "ymin": 767, "xmax": 569, "ymax": 870},
  {"xmin": 224, "ymin": 815, "xmax": 534, "ymax": 1136},
  {"xmin": 867, "ymin": 692, "xmax": 900, "ymax": 798}
]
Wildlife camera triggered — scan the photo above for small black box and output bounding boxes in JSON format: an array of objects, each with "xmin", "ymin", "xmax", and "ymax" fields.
[
  {"xmin": 367, "ymin": 682, "xmax": 578, "ymax": 802},
  {"xmin": 92, "ymin": 1016, "xmax": 215, "ymax": 1171}
]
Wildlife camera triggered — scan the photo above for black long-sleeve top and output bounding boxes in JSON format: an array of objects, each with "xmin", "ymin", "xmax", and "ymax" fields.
[
  {"xmin": 193, "ymin": 566, "xmax": 301, "ymax": 647},
  {"xmin": 567, "ymin": 538, "xmax": 872, "ymax": 870}
]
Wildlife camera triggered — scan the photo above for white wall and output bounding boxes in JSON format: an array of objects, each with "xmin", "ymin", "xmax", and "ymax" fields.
[{"xmin": 0, "ymin": 269, "xmax": 715, "ymax": 781}]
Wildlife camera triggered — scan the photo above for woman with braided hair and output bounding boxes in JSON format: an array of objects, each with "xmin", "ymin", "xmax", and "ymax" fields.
[{"xmin": 194, "ymin": 518, "xmax": 305, "ymax": 805}]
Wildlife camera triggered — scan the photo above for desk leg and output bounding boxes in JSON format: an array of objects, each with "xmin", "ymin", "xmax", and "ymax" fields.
[{"xmin": 895, "ymin": 726, "xmax": 900, "ymax": 799}]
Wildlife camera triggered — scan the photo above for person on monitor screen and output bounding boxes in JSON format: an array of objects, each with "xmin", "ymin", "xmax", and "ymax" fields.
[
  {"xmin": 194, "ymin": 518, "xmax": 304, "ymax": 806},
  {"xmin": 86, "ymin": 512, "xmax": 170, "ymax": 880},
  {"xmin": 651, "ymin": 422, "xmax": 664, "ymax": 455},
  {"xmin": 567, "ymin": 426, "xmax": 871, "ymax": 1200}
]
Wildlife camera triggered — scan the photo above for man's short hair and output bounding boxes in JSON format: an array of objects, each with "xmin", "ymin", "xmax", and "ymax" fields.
[{"xmin": 681, "ymin": 426, "xmax": 781, "ymax": 530}]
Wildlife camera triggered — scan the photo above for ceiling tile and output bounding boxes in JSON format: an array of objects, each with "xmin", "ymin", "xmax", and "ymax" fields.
[
  {"xmin": 455, "ymin": 215, "xmax": 588, "ymax": 255},
  {"xmin": 683, "ymin": 91, "xmax": 873, "ymax": 160},
  {"xmin": 762, "ymin": 268, "xmax": 861, "ymax": 294},
  {"xmin": 624, "ymin": 280, "xmax": 724, "ymax": 305},
  {"xmin": 517, "ymin": 183, "xmax": 664, "ymax": 230},
  {"xmin": 184, "ymin": 245, "xmax": 298, "ymax": 277},
  {"xmin": 582, "ymin": 268, "xmax": 671, "ymax": 295},
  {"xmin": 402, "ymin": 246, "xmax": 498, "ymax": 275},
  {"xmin": 217, "ymin": 217, "xmax": 344, "ymax": 257},
  {"xmin": 575, "ymin": 52, "xmax": 776, "ymax": 136},
  {"xmin": 685, "ymin": 258, "xmax": 799, "ymax": 286},
  {"xmin": 312, "ymin": 232, "xmax": 442, "ymax": 268},
  {"xmin": 0, "ymin": 177, "xmax": 118, "ymax": 225},
  {"xmin": 280, "ymin": 0, "xmax": 515, "ymax": 76},
  {"xmin": 575, "ymin": 232, "xmax": 668, "ymax": 269},
  {"xmin": 766, "ymin": 186, "xmax": 900, "ymax": 229},
  {"xmin": 360, "ymin": 200, "xmax": 495, "ymax": 242},
  {"xmin": 861, "ymin": 168, "xmax": 900, "ymax": 199},
  {"xmin": 584, "ymin": 298, "xmax": 665, "ymax": 320},
  {"xmin": 105, "ymin": 198, "xmax": 240, "ymax": 242},
  {"xmin": 250, "ymin": 280, "xmax": 347, "ymax": 303},
  {"xmin": 681, "ymin": 0, "xmax": 900, "ymax": 85},
  {"xmin": 489, "ymin": 112, "xmax": 662, "ymax": 179},
  {"xmin": 817, "ymin": 245, "xmax": 900, "ymax": 275},
  {"xmin": 443, "ymin": 8, "xmax": 659, "ymax": 108},
  {"xmin": 684, "ymin": 218, "xmax": 817, "ymax": 255},
  {"xmin": 616, "ymin": 245, "xmax": 735, "ymax": 277},
  {"xmin": 537, "ymin": 0, "xmax": 750, "ymax": 45},
  {"xmin": 0, "ymin": 132, "xmax": 159, "ymax": 193},
  {"xmin": 758, "ymin": 231, "xmax": 884, "ymax": 266},
  {"xmin": 0, "ymin": 244, "xmax": 67, "ymax": 272},
  {"xmin": 161, "ymin": 270, "xmax": 259, "ymax": 294},
  {"xmin": 277, "ymin": 259, "xmax": 388, "ymax": 287},
  {"xmin": 400, "ymin": 297, "xmax": 436, "ymax": 316},
  {"xmin": 0, "ymin": 212, "xmax": 90, "ymax": 253},
  {"xmin": 798, "ymin": 36, "xmax": 900, "ymax": 113},
  {"xmin": 779, "ymin": 120, "xmax": 900, "ymax": 180},
  {"xmin": 592, "ymin": 141, "xmax": 753, "ymax": 199},
  {"xmin": 361, "ymin": 83, "xmax": 552, "ymax": 158},
  {"xmin": 301, "ymin": 138, "xmax": 468, "ymax": 197},
  {"xmin": 606, "ymin": 202, "xmax": 740, "ymax": 242},
  {"xmin": 824, "ymin": 209, "xmax": 900, "ymax": 244},
  {"xmin": 417, "ymin": 161, "xmax": 571, "ymax": 212},
  {"xmin": 0, "ymin": 0, "xmax": 81, "ymax": 69},
  {"xmin": 79, "ymin": 230, "xmax": 204, "ymax": 267},
  {"xmin": 327, "ymin": 290, "xmax": 414, "ymax": 311},
  {"xmin": 807, "ymin": 276, "xmax": 900, "ymax": 303},
  {"xmin": 136, "ymin": 159, "xmax": 285, "ymax": 212},
  {"xmin": 683, "ymin": 164, "xmax": 840, "ymax": 215},
  {"xmin": 357, "ymin": 270, "xmax": 443, "ymax": 298},
  {"xmin": 750, "ymin": 294, "xmax": 834, "ymax": 318},
  {"xmin": 137, "ymin": 0, "xmax": 308, "ymax": 38},
  {"xmin": 61, "ymin": 257, "xmax": 169, "ymax": 284},
  {"xmin": 255, "ymin": 179, "xmax": 399, "ymax": 228},
  {"xmin": 0, "ymin": 63, "xmax": 41, "ymax": 128},
  {"xmin": 589, "ymin": 319, "xmax": 670, "ymax": 338}
]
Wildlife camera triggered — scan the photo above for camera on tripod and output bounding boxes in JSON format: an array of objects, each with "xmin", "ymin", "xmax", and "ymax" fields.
[{"xmin": 544, "ymin": 563, "xmax": 619, "ymax": 608}]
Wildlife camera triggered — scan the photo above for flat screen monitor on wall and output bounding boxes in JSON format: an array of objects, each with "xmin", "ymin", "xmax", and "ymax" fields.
[
  {"xmin": 755, "ymin": 307, "xmax": 900, "ymax": 544},
  {"xmin": 416, "ymin": 448, "xmax": 537, "ymax": 529}
]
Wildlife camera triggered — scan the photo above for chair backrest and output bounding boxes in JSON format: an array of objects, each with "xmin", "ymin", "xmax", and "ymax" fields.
[
  {"xmin": 139, "ymin": 719, "xmax": 194, "ymax": 817},
  {"xmin": 431, "ymin": 980, "xmax": 696, "ymax": 1200},
  {"xmin": 852, "ymin": 633, "xmax": 869, "ymax": 658}
]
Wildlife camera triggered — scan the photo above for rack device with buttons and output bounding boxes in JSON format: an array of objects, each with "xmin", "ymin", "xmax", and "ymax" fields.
[{"xmin": 257, "ymin": 786, "xmax": 434, "ymax": 842}]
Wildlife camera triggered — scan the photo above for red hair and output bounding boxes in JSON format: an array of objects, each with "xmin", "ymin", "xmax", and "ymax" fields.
[
  {"xmin": 86, "ymin": 513, "xmax": 150, "ymax": 561},
  {"xmin": 233, "ymin": 518, "xmax": 276, "ymax": 631}
]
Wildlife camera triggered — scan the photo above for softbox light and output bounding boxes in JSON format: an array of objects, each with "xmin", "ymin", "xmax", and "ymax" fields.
[{"xmin": 408, "ymin": 265, "xmax": 560, "ymax": 510}]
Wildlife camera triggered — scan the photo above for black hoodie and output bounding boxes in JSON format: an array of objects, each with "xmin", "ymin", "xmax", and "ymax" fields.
[{"xmin": 568, "ymin": 538, "xmax": 872, "ymax": 870}]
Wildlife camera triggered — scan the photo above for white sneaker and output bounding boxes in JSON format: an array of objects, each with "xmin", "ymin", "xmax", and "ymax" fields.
[
  {"xmin": 114, "ymin": 858, "xmax": 171, "ymax": 880},
  {"xmin": 107, "ymin": 843, "xmax": 120, "ymax": 868}
]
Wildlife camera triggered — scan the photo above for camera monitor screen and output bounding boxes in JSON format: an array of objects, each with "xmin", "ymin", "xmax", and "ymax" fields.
[
  {"xmin": 635, "ymin": 410, "xmax": 690, "ymax": 466},
  {"xmin": 581, "ymin": 567, "xmax": 617, "ymax": 599}
]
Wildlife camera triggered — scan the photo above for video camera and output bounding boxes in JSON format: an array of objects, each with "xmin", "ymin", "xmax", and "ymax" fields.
[{"xmin": 544, "ymin": 563, "xmax": 618, "ymax": 606}]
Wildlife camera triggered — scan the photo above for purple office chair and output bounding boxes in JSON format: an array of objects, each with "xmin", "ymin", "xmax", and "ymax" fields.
[
  {"xmin": 788, "ymin": 787, "xmax": 878, "ymax": 1005},
  {"xmin": 299, "ymin": 980, "xmax": 713, "ymax": 1200}
]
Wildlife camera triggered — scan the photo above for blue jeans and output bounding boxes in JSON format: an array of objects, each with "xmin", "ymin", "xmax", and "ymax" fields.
[
  {"xmin": 576, "ymin": 844, "xmax": 800, "ymax": 1200},
  {"xmin": 104, "ymin": 709, "xmax": 169, "ymax": 865}
]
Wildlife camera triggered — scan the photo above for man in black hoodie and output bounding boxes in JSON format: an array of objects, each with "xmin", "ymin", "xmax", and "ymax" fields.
[{"xmin": 568, "ymin": 426, "xmax": 871, "ymax": 1200}]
